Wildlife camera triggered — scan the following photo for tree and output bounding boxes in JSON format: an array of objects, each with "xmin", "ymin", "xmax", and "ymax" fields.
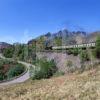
[
  {"xmin": 30, "ymin": 59, "xmax": 57, "ymax": 80},
  {"xmin": 54, "ymin": 37, "xmax": 62, "ymax": 46},
  {"xmin": 36, "ymin": 36, "xmax": 46, "ymax": 51},
  {"xmin": 13, "ymin": 44, "xmax": 26, "ymax": 61},
  {"xmin": 3, "ymin": 47, "xmax": 14, "ymax": 58},
  {"xmin": 7, "ymin": 64, "xmax": 25, "ymax": 79}
]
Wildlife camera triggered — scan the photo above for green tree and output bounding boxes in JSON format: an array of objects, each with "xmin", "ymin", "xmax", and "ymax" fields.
[
  {"xmin": 36, "ymin": 36, "xmax": 46, "ymax": 51},
  {"xmin": 7, "ymin": 64, "xmax": 25, "ymax": 79},
  {"xmin": 54, "ymin": 37, "xmax": 62, "ymax": 46},
  {"xmin": 13, "ymin": 44, "xmax": 26, "ymax": 61},
  {"xmin": 30, "ymin": 59, "xmax": 57, "ymax": 80},
  {"xmin": 3, "ymin": 46, "xmax": 14, "ymax": 58}
]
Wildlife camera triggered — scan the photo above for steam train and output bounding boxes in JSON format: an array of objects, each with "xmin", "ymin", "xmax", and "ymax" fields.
[
  {"xmin": 45, "ymin": 46, "xmax": 53, "ymax": 50},
  {"xmin": 44, "ymin": 41, "xmax": 53, "ymax": 50},
  {"xmin": 45, "ymin": 42, "xmax": 96, "ymax": 50}
]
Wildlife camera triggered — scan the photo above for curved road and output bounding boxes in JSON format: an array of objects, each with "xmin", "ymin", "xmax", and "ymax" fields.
[{"xmin": 0, "ymin": 54, "xmax": 35, "ymax": 86}]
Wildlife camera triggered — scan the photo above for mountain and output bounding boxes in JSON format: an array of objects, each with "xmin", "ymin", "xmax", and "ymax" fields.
[
  {"xmin": 28, "ymin": 29, "xmax": 86, "ymax": 45},
  {"xmin": 28, "ymin": 29, "xmax": 100, "ymax": 48},
  {"xmin": 87, "ymin": 31, "xmax": 100, "ymax": 43}
]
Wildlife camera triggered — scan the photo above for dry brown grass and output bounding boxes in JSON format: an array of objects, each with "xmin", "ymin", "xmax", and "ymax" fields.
[{"xmin": 0, "ymin": 65, "xmax": 100, "ymax": 100}]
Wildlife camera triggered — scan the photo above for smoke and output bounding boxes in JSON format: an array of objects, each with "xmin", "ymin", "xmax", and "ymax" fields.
[
  {"xmin": 62, "ymin": 20, "xmax": 86, "ymax": 32},
  {"xmin": 19, "ymin": 29, "xmax": 35, "ymax": 44}
]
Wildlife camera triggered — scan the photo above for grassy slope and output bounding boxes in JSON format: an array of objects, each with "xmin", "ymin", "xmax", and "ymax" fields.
[{"xmin": 0, "ymin": 65, "xmax": 100, "ymax": 100}]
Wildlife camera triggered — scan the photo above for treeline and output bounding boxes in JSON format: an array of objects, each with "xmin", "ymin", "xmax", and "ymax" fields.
[
  {"xmin": 2, "ymin": 36, "xmax": 100, "ymax": 62},
  {"xmin": 2, "ymin": 43, "xmax": 36, "ymax": 62}
]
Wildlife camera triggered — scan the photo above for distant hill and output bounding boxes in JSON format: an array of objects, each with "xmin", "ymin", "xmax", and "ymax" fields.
[{"xmin": 0, "ymin": 42, "xmax": 11, "ymax": 51}]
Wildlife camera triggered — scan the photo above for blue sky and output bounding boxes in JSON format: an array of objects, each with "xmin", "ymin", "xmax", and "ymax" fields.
[{"xmin": 0, "ymin": 0, "xmax": 100, "ymax": 44}]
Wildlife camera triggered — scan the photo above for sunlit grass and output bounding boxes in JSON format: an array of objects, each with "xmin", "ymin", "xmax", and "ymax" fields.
[{"xmin": 0, "ymin": 65, "xmax": 100, "ymax": 100}]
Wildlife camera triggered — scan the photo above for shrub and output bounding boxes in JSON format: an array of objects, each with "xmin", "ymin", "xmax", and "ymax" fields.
[
  {"xmin": 95, "ymin": 36, "xmax": 100, "ymax": 58},
  {"xmin": 72, "ymin": 48, "xmax": 79, "ymax": 56},
  {"xmin": 3, "ymin": 59, "xmax": 12, "ymax": 64},
  {"xmin": 67, "ymin": 60, "xmax": 73, "ymax": 68},
  {"xmin": 30, "ymin": 59, "xmax": 57, "ymax": 80},
  {"xmin": 92, "ymin": 49, "xmax": 96, "ymax": 58},
  {"xmin": 0, "ymin": 72, "xmax": 5, "ymax": 81},
  {"xmin": 78, "ymin": 64, "xmax": 86, "ymax": 73},
  {"xmin": 67, "ymin": 49, "xmax": 73, "ymax": 55},
  {"xmin": 66, "ymin": 60, "xmax": 75, "ymax": 72},
  {"xmin": 7, "ymin": 64, "xmax": 25, "ymax": 79},
  {"xmin": 80, "ymin": 50, "xmax": 90, "ymax": 63},
  {"xmin": 0, "ymin": 60, "xmax": 4, "ymax": 70}
]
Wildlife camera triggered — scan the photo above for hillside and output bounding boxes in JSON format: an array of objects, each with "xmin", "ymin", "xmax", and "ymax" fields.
[
  {"xmin": 28, "ymin": 29, "xmax": 100, "ymax": 49},
  {"xmin": 0, "ymin": 42, "xmax": 11, "ymax": 48},
  {"xmin": 0, "ymin": 65, "xmax": 100, "ymax": 100},
  {"xmin": 87, "ymin": 31, "xmax": 100, "ymax": 43},
  {"xmin": 0, "ymin": 42, "xmax": 11, "ymax": 52},
  {"xmin": 28, "ymin": 29, "xmax": 87, "ymax": 46},
  {"xmin": 0, "ymin": 31, "xmax": 100, "ymax": 100}
]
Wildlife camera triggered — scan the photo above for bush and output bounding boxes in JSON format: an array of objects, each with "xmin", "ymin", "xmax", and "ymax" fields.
[
  {"xmin": 72, "ymin": 48, "xmax": 79, "ymax": 56},
  {"xmin": 30, "ymin": 59, "xmax": 57, "ymax": 80},
  {"xmin": 78, "ymin": 64, "xmax": 86, "ymax": 73},
  {"xmin": 67, "ymin": 49, "xmax": 73, "ymax": 55},
  {"xmin": 95, "ymin": 36, "xmax": 100, "ymax": 58},
  {"xmin": 92, "ymin": 49, "xmax": 96, "ymax": 58},
  {"xmin": 66, "ymin": 60, "xmax": 76, "ymax": 73},
  {"xmin": 80, "ymin": 50, "xmax": 90, "ymax": 63},
  {"xmin": 7, "ymin": 64, "xmax": 25, "ymax": 79},
  {"xmin": 67, "ymin": 60, "xmax": 73, "ymax": 67},
  {"xmin": 0, "ymin": 72, "xmax": 5, "ymax": 81},
  {"xmin": 0, "ymin": 60, "xmax": 4, "ymax": 70}
]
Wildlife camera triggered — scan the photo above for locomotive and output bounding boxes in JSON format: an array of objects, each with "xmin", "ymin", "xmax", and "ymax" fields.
[{"xmin": 44, "ymin": 40, "xmax": 53, "ymax": 50}]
